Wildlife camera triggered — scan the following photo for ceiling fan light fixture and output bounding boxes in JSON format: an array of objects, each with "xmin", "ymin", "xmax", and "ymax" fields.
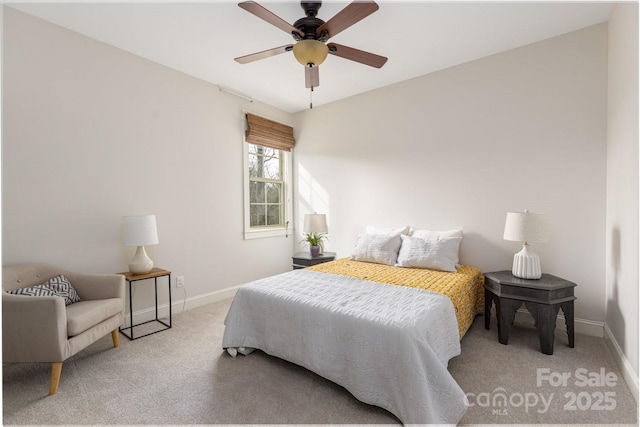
[{"xmin": 293, "ymin": 39, "xmax": 329, "ymax": 67}]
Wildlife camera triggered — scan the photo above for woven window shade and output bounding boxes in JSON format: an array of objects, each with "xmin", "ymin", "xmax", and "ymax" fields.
[{"xmin": 245, "ymin": 113, "xmax": 295, "ymax": 151}]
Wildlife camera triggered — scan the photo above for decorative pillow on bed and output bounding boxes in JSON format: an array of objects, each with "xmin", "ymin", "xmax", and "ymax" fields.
[
  {"xmin": 365, "ymin": 225, "xmax": 410, "ymax": 236},
  {"xmin": 396, "ymin": 235, "xmax": 462, "ymax": 272},
  {"xmin": 409, "ymin": 228, "xmax": 463, "ymax": 266},
  {"xmin": 351, "ymin": 233, "xmax": 402, "ymax": 266},
  {"xmin": 7, "ymin": 274, "xmax": 81, "ymax": 306}
]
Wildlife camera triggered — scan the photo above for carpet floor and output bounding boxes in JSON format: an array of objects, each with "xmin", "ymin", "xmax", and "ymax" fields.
[{"xmin": 3, "ymin": 298, "xmax": 638, "ymax": 425}]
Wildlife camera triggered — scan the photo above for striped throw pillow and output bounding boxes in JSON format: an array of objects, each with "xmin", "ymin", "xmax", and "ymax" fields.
[{"xmin": 7, "ymin": 274, "xmax": 81, "ymax": 305}]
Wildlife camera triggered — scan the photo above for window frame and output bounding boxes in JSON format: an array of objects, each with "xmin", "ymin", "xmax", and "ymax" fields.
[{"xmin": 243, "ymin": 140, "xmax": 293, "ymax": 240}]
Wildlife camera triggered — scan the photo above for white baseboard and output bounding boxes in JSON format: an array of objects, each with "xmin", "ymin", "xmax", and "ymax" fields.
[
  {"xmin": 180, "ymin": 284, "xmax": 240, "ymax": 311},
  {"xmin": 513, "ymin": 308, "xmax": 604, "ymax": 337},
  {"xmin": 604, "ymin": 324, "xmax": 639, "ymax": 404}
]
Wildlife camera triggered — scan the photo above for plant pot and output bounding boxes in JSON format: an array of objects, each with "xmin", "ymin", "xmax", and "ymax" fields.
[{"xmin": 310, "ymin": 246, "xmax": 321, "ymax": 257}]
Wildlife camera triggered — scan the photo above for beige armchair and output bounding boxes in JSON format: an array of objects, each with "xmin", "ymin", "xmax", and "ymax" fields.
[{"xmin": 2, "ymin": 264, "xmax": 125, "ymax": 395}]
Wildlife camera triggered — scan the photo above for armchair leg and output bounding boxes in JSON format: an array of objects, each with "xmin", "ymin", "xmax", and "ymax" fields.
[
  {"xmin": 49, "ymin": 362, "xmax": 63, "ymax": 395},
  {"xmin": 112, "ymin": 329, "xmax": 120, "ymax": 348}
]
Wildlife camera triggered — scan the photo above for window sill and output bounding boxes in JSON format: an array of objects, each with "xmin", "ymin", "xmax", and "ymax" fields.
[{"xmin": 244, "ymin": 227, "xmax": 293, "ymax": 240}]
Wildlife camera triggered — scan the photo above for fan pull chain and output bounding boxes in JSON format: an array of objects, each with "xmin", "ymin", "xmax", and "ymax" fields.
[{"xmin": 309, "ymin": 86, "xmax": 314, "ymax": 109}]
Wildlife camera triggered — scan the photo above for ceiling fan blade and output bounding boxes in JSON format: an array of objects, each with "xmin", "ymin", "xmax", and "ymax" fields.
[
  {"xmin": 235, "ymin": 44, "xmax": 293, "ymax": 64},
  {"xmin": 239, "ymin": 1, "xmax": 304, "ymax": 38},
  {"xmin": 305, "ymin": 66, "xmax": 320, "ymax": 89},
  {"xmin": 327, "ymin": 43, "xmax": 387, "ymax": 68},
  {"xmin": 316, "ymin": 1, "xmax": 379, "ymax": 40}
]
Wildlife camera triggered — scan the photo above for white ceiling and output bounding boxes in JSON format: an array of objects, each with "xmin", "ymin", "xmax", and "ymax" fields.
[{"xmin": 8, "ymin": 1, "xmax": 613, "ymax": 113}]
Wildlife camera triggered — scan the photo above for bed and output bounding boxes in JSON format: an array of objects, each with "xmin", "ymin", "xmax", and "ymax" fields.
[{"xmin": 222, "ymin": 254, "xmax": 484, "ymax": 424}]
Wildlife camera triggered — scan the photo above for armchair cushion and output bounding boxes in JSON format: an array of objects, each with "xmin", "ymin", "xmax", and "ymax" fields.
[
  {"xmin": 66, "ymin": 298, "xmax": 123, "ymax": 337},
  {"xmin": 7, "ymin": 274, "xmax": 80, "ymax": 306}
]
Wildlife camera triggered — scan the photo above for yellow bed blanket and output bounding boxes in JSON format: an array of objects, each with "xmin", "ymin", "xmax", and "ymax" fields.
[{"xmin": 307, "ymin": 258, "xmax": 485, "ymax": 338}]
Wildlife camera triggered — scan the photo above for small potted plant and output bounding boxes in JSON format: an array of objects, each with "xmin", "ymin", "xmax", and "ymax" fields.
[
  {"xmin": 302, "ymin": 213, "xmax": 328, "ymax": 257},
  {"xmin": 302, "ymin": 232, "xmax": 326, "ymax": 257}
]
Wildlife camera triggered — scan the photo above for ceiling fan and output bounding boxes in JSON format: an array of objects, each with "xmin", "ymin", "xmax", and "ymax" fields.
[{"xmin": 235, "ymin": 1, "xmax": 387, "ymax": 92}]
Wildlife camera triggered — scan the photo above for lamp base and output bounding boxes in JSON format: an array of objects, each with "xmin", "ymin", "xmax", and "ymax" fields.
[
  {"xmin": 129, "ymin": 245, "xmax": 154, "ymax": 275},
  {"xmin": 512, "ymin": 243, "xmax": 542, "ymax": 279}
]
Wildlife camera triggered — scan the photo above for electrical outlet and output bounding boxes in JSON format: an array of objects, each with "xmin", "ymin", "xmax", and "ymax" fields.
[{"xmin": 176, "ymin": 276, "xmax": 184, "ymax": 288}]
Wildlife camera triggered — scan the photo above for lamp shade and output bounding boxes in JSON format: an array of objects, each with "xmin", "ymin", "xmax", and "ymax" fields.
[
  {"xmin": 303, "ymin": 213, "xmax": 328, "ymax": 234},
  {"xmin": 503, "ymin": 211, "xmax": 549, "ymax": 243},
  {"xmin": 122, "ymin": 215, "xmax": 159, "ymax": 247},
  {"xmin": 293, "ymin": 40, "xmax": 329, "ymax": 67}
]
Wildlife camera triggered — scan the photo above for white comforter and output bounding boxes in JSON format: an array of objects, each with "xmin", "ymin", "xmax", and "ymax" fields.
[{"xmin": 222, "ymin": 269, "xmax": 469, "ymax": 424}]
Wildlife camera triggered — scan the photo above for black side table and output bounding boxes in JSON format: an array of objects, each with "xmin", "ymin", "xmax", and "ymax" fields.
[
  {"xmin": 484, "ymin": 271, "xmax": 576, "ymax": 355},
  {"xmin": 118, "ymin": 268, "xmax": 172, "ymax": 340},
  {"xmin": 292, "ymin": 252, "xmax": 336, "ymax": 269}
]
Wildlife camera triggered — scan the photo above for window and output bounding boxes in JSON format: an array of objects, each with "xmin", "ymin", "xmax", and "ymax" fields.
[
  {"xmin": 243, "ymin": 113, "xmax": 294, "ymax": 239},
  {"xmin": 248, "ymin": 144, "xmax": 284, "ymax": 228}
]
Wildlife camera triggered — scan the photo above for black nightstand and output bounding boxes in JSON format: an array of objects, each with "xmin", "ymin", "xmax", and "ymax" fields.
[
  {"xmin": 484, "ymin": 271, "xmax": 576, "ymax": 355},
  {"xmin": 292, "ymin": 252, "xmax": 336, "ymax": 269}
]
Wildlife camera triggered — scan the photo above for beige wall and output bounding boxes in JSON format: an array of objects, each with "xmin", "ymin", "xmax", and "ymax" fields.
[
  {"xmin": 293, "ymin": 24, "xmax": 608, "ymax": 323},
  {"xmin": 2, "ymin": 7, "xmax": 295, "ymax": 311},
  {"xmin": 606, "ymin": 2, "xmax": 639, "ymax": 390}
]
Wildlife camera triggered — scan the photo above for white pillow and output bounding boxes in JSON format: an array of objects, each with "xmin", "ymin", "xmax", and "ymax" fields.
[
  {"xmin": 351, "ymin": 233, "xmax": 402, "ymax": 266},
  {"xmin": 365, "ymin": 225, "xmax": 410, "ymax": 236},
  {"xmin": 409, "ymin": 228, "xmax": 463, "ymax": 265},
  {"xmin": 396, "ymin": 235, "xmax": 462, "ymax": 272}
]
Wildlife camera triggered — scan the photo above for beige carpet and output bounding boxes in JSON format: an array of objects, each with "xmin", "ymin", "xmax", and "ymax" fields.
[{"xmin": 3, "ymin": 298, "xmax": 638, "ymax": 425}]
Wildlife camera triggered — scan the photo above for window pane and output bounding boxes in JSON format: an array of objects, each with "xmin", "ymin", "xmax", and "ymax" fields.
[
  {"xmin": 248, "ymin": 149, "xmax": 280, "ymax": 179},
  {"xmin": 248, "ymin": 153, "xmax": 259, "ymax": 178},
  {"xmin": 250, "ymin": 181, "xmax": 265, "ymax": 203},
  {"xmin": 261, "ymin": 147, "xmax": 278, "ymax": 158},
  {"xmin": 267, "ymin": 205, "xmax": 281, "ymax": 226},
  {"xmin": 250, "ymin": 205, "xmax": 265, "ymax": 227},
  {"xmin": 262, "ymin": 155, "xmax": 281, "ymax": 179},
  {"xmin": 266, "ymin": 182, "xmax": 281, "ymax": 203}
]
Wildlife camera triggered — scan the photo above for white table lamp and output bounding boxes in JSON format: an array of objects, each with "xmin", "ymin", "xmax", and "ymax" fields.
[
  {"xmin": 503, "ymin": 210, "xmax": 549, "ymax": 279},
  {"xmin": 122, "ymin": 215, "xmax": 159, "ymax": 275}
]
